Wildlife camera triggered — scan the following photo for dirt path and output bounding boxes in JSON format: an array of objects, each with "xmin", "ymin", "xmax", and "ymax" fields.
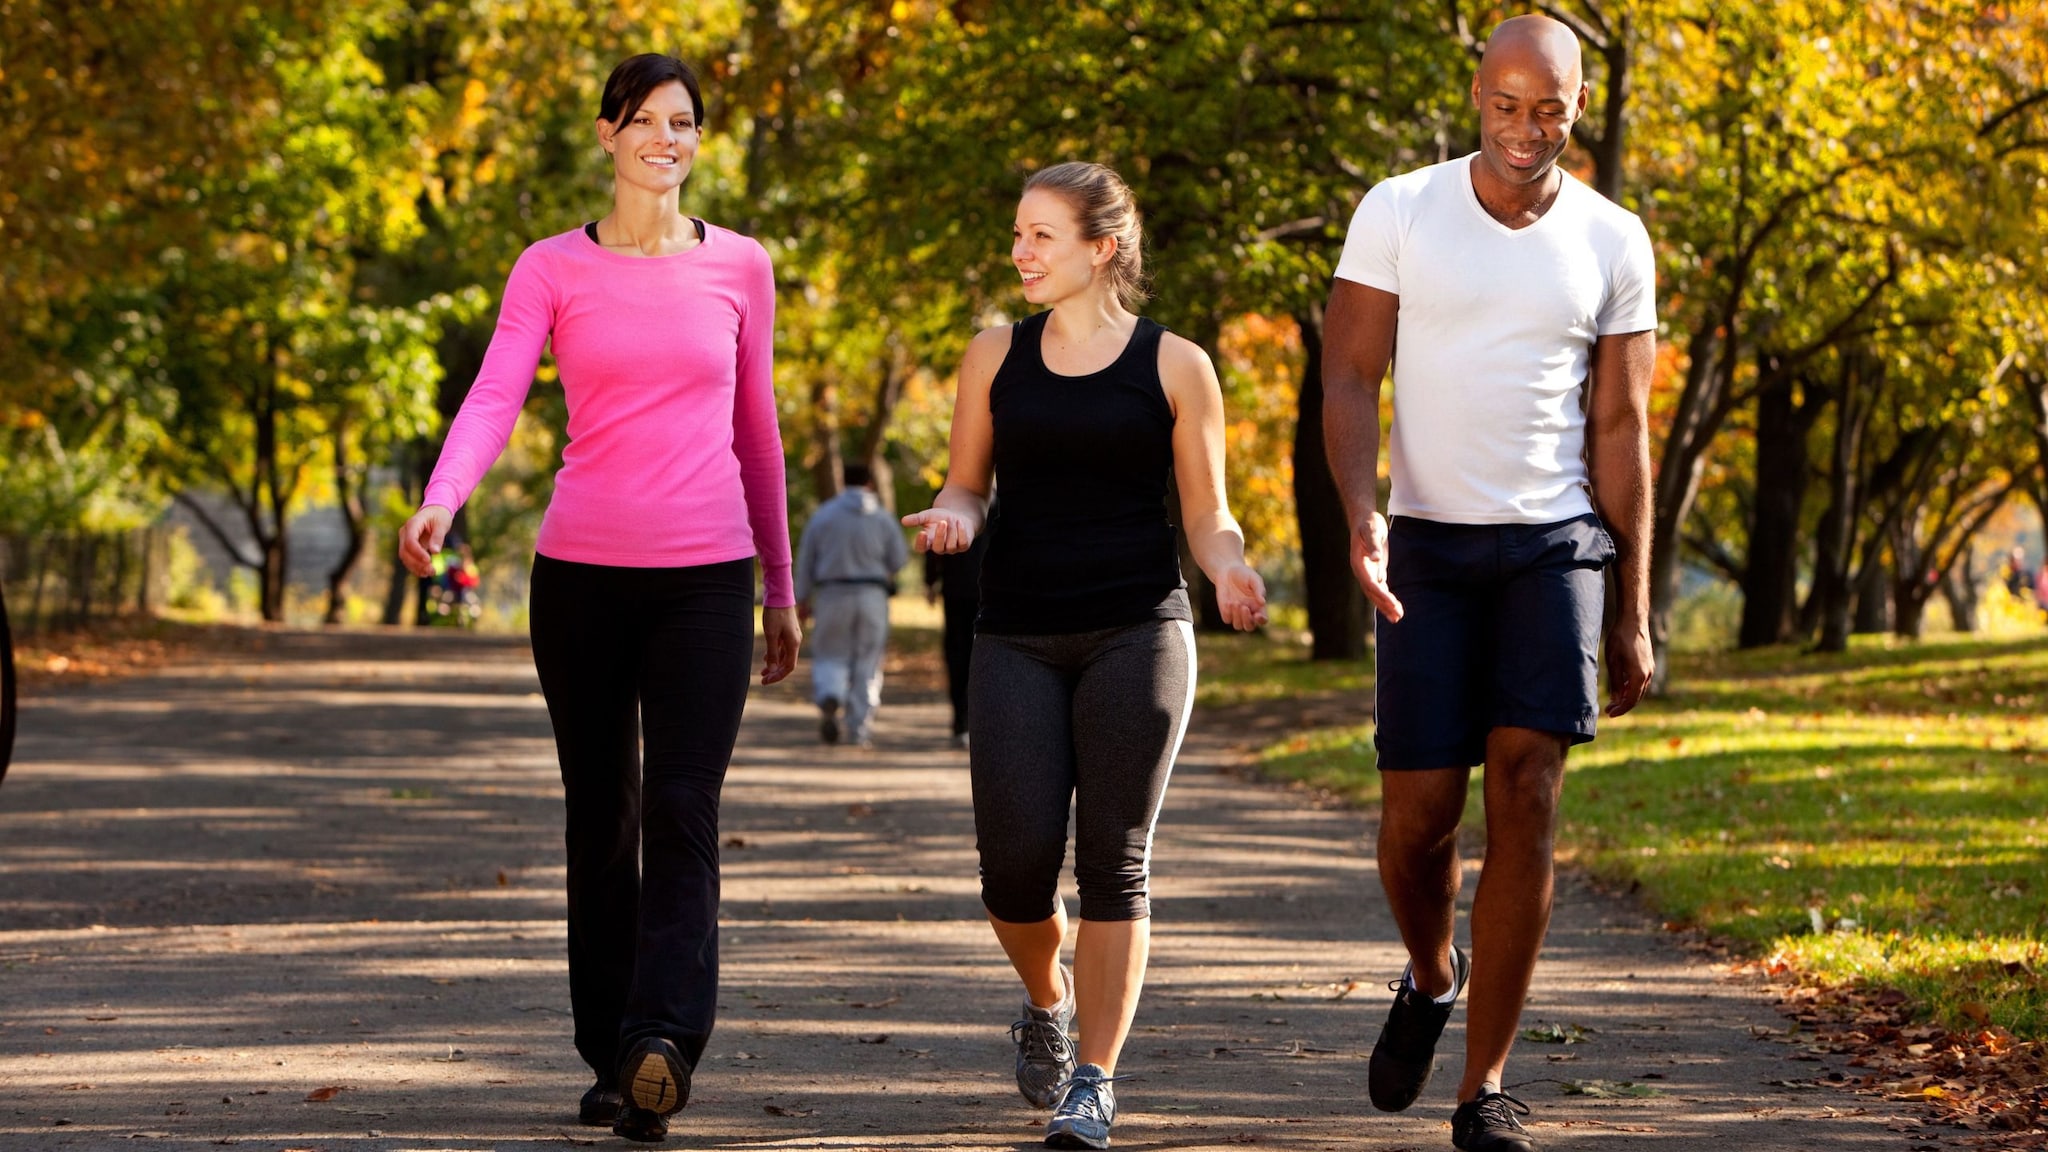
[{"xmin": 0, "ymin": 628, "xmax": 1931, "ymax": 1150}]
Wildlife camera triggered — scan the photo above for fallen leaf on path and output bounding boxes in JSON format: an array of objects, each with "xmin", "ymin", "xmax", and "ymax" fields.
[
  {"xmin": 1521, "ymin": 1022, "xmax": 1594, "ymax": 1045},
  {"xmin": 303, "ymin": 1086, "xmax": 344, "ymax": 1102},
  {"xmin": 1560, "ymin": 1079, "xmax": 1659, "ymax": 1097}
]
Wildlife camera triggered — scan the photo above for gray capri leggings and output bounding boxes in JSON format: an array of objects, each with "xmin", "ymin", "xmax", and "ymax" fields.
[{"xmin": 969, "ymin": 619, "xmax": 1197, "ymax": 923}]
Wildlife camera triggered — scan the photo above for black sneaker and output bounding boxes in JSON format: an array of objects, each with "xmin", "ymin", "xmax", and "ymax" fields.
[
  {"xmin": 1451, "ymin": 1088, "xmax": 1534, "ymax": 1150},
  {"xmin": 615, "ymin": 1036, "xmax": 690, "ymax": 1144},
  {"xmin": 577, "ymin": 1080, "xmax": 622, "ymax": 1126},
  {"xmin": 1044, "ymin": 1063, "xmax": 1124, "ymax": 1150},
  {"xmin": 1366, "ymin": 944, "xmax": 1468, "ymax": 1112},
  {"xmin": 612, "ymin": 1104, "xmax": 668, "ymax": 1143},
  {"xmin": 820, "ymin": 699, "xmax": 841, "ymax": 744}
]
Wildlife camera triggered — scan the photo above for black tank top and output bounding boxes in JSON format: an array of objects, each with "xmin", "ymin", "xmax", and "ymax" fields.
[{"xmin": 977, "ymin": 311, "xmax": 1191, "ymax": 635}]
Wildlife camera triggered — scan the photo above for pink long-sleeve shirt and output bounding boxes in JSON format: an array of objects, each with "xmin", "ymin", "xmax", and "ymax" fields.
[{"xmin": 423, "ymin": 224, "xmax": 794, "ymax": 607}]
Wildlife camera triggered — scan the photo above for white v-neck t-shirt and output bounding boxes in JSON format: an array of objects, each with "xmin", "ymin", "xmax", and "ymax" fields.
[{"xmin": 1333, "ymin": 153, "xmax": 1656, "ymax": 525}]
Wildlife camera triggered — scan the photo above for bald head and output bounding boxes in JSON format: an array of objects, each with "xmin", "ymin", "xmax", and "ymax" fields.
[
  {"xmin": 1478, "ymin": 14, "xmax": 1584, "ymax": 88},
  {"xmin": 1468, "ymin": 14, "xmax": 1589, "ymax": 200}
]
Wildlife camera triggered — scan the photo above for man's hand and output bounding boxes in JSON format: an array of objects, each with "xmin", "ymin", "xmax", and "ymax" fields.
[
  {"xmin": 1604, "ymin": 622, "xmax": 1653, "ymax": 717},
  {"xmin": 1348, "ymin": 513, "xmax": 1404, "ymax": 622},
  {"xmin": 760, "ymin": 606, "xmax": 801, "ymax": 686}
]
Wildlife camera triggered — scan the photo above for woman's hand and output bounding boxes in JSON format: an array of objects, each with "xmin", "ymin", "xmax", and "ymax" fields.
[
  {"xmin": 398, "ymin": 505, "xmax": 454, "ymax": 578},
  {"xmin": 760, "ymin": 605, "xmax": 801, "ymax": 685},
  {"xmin": 1215, "ymin": 562, "xmax": 1269, "ymax": 632},
  {"xmin": 902, "ymin": 508, "xmax": 978, "ymax": 555}
]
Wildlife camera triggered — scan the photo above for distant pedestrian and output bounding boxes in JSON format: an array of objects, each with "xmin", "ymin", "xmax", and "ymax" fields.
[
  {"xmin": 397, "ymin": 52, "xmax": 799, "ymax": 1145},
  {"xmin": 923, "ymin": 513, "xmax": 991, "ymax": 747},
  {"xmin": 2005, "ymin": 546, "xmax": 2033, "ymax": 600},
  {"xmin": 1321, "ymin": 14, "xmax": 1657, "ymax": 1151},
  {"xmin": 795, "ymin": 462, "xmax": 909, "ymax": 748},
  {"xmin": 903, "ymin": 160, "xmax": 1267, "ymax": 1151}
]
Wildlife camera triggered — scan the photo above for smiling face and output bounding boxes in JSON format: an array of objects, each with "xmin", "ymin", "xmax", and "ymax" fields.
[
  {"xmin": 1012, "ymin": 188, "xmax": 1113, "ymax": 307},
  {"xmin": 1470, "ymin": 23, "xmax": 1587, "ymax": 192},
  {"xmin": 599, "ymin": 80, "xmax": 700, "ymax": 194}
]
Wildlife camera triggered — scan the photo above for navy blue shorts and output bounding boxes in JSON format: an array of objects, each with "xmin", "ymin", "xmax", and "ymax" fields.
[{"xmin": 1373, "ymin": 513, "xmax": 1615, "ymax": 771}]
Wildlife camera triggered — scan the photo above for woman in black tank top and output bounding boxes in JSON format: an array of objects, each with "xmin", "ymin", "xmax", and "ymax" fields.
[{"xmin": 903, "ymin": 163, "xmax": 1267, "ymax": 1149}]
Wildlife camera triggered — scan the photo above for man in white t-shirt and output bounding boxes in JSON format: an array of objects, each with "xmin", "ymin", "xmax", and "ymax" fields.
[{"xmin": 1321, "ymin": 14, "xmax": 1656, "ymax": 1151}]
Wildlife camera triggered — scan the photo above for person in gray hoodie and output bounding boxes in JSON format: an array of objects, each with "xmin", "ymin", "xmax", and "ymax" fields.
[{"xmin": 795, "ymin": 462, "xmax": 909, "ymax": 747}]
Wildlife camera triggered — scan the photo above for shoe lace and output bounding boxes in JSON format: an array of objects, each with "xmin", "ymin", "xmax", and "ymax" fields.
[
  {"xmin": 1051, "ymin": 1070, "xmax": 1131, "ymax": 1122},
  {"xmin": 1389, "ymin": 951, "xmax": 1467, "ymax": 998},
  {"xmin": 1471, "ymin": 1090, "xmax": 1531, "ymax": 1131},
  {"xmin": 1011, "ymin": 1015, "xmax": 1075, "ymax": 1064}
]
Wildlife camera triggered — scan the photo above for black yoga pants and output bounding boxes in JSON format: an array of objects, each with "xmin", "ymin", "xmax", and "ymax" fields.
[
  {"xmin": 969, "ymin": 618, "xmax": 1197, "ymax": 924},
  {"xmin": 528, "ymin": 552, "xmax": 755, "ymax": 1080}
]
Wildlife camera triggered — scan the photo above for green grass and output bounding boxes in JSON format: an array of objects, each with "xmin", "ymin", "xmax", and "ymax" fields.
[
  {"xmin": 1228, "ymin": 630, "xmax": 2048, "ymax": 1040},
  {"xmin": 1194, "ymin": 629, "xmax": 1372, "ymax": 707}
]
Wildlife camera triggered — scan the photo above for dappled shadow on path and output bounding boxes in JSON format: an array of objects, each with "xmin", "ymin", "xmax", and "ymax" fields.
[{"xmin": 0, "ymin": 628, "xmax": 1930, "ymax": 1149}]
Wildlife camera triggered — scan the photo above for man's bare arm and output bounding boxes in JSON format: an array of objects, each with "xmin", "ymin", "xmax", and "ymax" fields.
[
  {"xmin": 1587, "ymin": 328, "xmax": 1656, "ymax": 715},
  {"xmin": 1322, "ymin": 279, "xmax": 1403, "ymax": 619}
]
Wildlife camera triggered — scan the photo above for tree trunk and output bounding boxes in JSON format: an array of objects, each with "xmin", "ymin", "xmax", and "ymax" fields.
[
  {"xmin": 137, "ymin": 527, "xmax": 156, "ymax": 614},
  {"xmin": 382, "ymin": 439, "xmax": 422, "ymax": 626},
  {"xmin": 1940, "ymin": 558, "xmax": 1980, "ymax": 634},
  {"xmin": 1852, "ymin": 549, "xmax": 1891, "ymax": 634},
  {"xmin": 2021, "ymin": 368, "xmax": 2048, "ymax": 521},
  {"xmin": 246, "ymin": 336, "xmax": 294, "ymax": 624},
  {"xmin": 857, "ymin": 350, "xmax": 909, "ymax": 516},
  {"xmin": 1292, "ymin": 303, "xmax": 1368, "ymax": 660},
  {"xmin": 325, "ymin": 419, "xmax": 366, "ymax": 626},
  {"xmin": 112, "ymin": 533, "xmax": 130, "ymax": 617},
  {"xmin": 72, "ymin": 534, "xmax": 97, "ymax": 625},
  {"xmin": 811, "ymin": 372, "xmax": 843, "ymax": 503},
  {"xmin": 1738, "ymin": 366, "xmax": 1818, "ymax": 647},
  {"xmin": 1648, "ymin": 326, "xmax": 1734, "ymax": 691},
  {"xmin": 28, "ymin": 537, "xmax": 51, "ymax": 637},
  {"xmin": 0, "ymin": 579, "xmax": 14, "ymax": 784},
  {"xmin": 260, "ymin": 540, "xmax": 288, "ymax": 623},
  {"xmin": 1807, "ymin": 354, "xmax": 1877, "ymax": 650},
  {"xmin": 1889, "ymin": 516, "xmax": 1934, "ymax": 640}
]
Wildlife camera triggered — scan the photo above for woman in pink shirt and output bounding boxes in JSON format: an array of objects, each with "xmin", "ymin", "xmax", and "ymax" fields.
[{"xmin": 398, "ymin": 53, "xmax": 799, "ymax": 1144}]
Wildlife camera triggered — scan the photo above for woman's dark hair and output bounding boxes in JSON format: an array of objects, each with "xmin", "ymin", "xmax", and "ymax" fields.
[{"xmin": 600, "ymin": 54, "xmax": 704, "ymax": 132}]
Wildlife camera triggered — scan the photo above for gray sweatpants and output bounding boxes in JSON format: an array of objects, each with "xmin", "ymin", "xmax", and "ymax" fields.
[
  {"xmin": 969, "ymin": 619, "xmax": 1197, "ymax": 923},
  {"xmin": 809, "ymin": 584, "xmax": 890, "ymax": 742}
]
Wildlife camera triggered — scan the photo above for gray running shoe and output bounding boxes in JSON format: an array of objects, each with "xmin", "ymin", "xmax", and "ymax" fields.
[
  {"xmin": 1044, "ymin": 1063, "xmax": 1124, "ymax": 1150},
  {"xmin": 1010, "ymin": 965, "xmax": 1076, "ymax": 1107}
]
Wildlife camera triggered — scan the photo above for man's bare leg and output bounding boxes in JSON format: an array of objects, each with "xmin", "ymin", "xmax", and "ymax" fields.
[
  {"xmin": 1458, "ymin": 725, "xmax": 1568, "ymax": 1100},
  {"xmin": 1377, "ymin": 766, "xmax": 1472, "ymax": 997}
]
